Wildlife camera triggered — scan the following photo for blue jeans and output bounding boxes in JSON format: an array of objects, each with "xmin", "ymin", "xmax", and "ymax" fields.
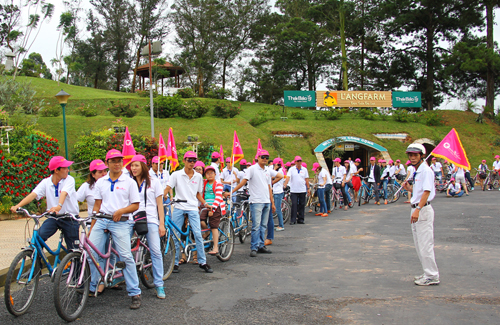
[
  {"xmin": 172, "ymin": 209, "xmax": 206, "ymax": 265},
  {"xmin": 267, "ymin": 207, "xmax": 274, "ymax": 240},
  {"xmin": 250, "ymin": 203, "xmax": 270, "ymax": 251},
  {"xmin": 324, "ymin": 184, "xmax": 333, "ymax": 211},
  {"xmin": 273, "ymin": 192, "xmax": 284, "ymax": 228},
  {"xmin": 224, "ymin": 184, "xmax": 236, "ymax": 202},
  {"xmin": 39, "ymin": 218, "xmax": 79, "ymax": 250},
  {"xmin": 317, "ymin": 187, "xmax": 326, "ymax": 213},
  {"xmin": 381, "ymin": 179, "xmax": 388, "ymax": 199},
  {"xmin": 88, "ymin": 219, "xmax": 141, "ymax": 296},
  {"xmin": 344, "ymin": 183, "xmax": 353, "ymax": 203},
  {"xmin": 434, "ymin": 171, "xmax": 442, "ymax": 182},
  {"xmin": 145, "ymin": 223, "xmax": 163, "ymax": 287},
  {"xmin": 450, "ymin": 190, "xmax": 464, "ymax": 197}
]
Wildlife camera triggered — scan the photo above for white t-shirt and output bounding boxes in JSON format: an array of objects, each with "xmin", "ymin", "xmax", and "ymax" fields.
[
  {"xmin": 167, "ymin": 168, "xmax": 204, "ymax": 211},
  {"xmin": 368, "ymin": 164, "xmax": 376, "ymax": 182},
  {"xmin": 244, "ymin": 164, "xmax": 272, "ymax": 203},
  {"xmin": 34, "ymin": 175, "xmax": 79, "ymax": 215},
  {"xmin": 493, "ymin": 160, "xmax": 500, "ymax": 170},
  {"xmin": 149, "ymin": 168, "xmax": 169, "ymax": 190},
  {"xmin": 448, "ymin": 183, "xmax": 461, "ymax": 192},
  {"xmin": 397, "ymin": 164, "xmax": 407, "ymax": 175},
  {"xmin": 94, "ymin": 172, "xmax": 140, "ymax": 218},
  {"xmin": 411, "ymin": 162, "xmax": 435, "ymax": 205},
  {"xmin": 221, "ymin": 167, "xmax": 239, "ymax": 186},
  {"xmin": 272, "ymin": 167, "xmax": 285, "ymax": 194},
  {"xmin": 136, "ymin": 178, "xmax": 163, "ymax": 225},
  {"xmin": 332, "ymin": 165, "xmax": 346, "ymax": 184},
  {"xmin": 388, "ymin": 165, "xmax": 396, "ymax": 178},
  {"xmin": 478, "ymin": 164, "xmax": 488, "ymax": 172},
  {"xmin": 287, "ymin": 166, "xmax": 309, "ymax": 193},
  {"xmin": 407, "ymin": 165, "xmax": 416, "ymax": 179},
  {"xmin": 210, "ymin": 162, "xmax": 221, "ymax": 181},
  {"xmin": 430, "ymin": 162, "xmax": 443, "ymax": 173},
  {"xmin": 381, "ymin": 167, "xmax": 390, "ymax": 179},
  {"xmin": 317, "ymin": 169, "xmax": 328, "ymax": 188},
  {"xmin": 455, "ymin": 167, "xmax": 465, "ymax": 178},
  {"xmin": 76, "ymin": 182, "xmax": 98, "ymax": 215},
  {"xmin": 325, "ymin": 168, "xmax": 333, "ymax": 185},
  {"xmin": 236, "ymin": 169, "xmax": 247, "ymax": 192}
]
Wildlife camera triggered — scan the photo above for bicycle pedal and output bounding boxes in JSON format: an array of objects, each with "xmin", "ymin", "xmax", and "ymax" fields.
[{"xmin": 115, "ymin": 261, "xmax": 126, "ymax": 269}]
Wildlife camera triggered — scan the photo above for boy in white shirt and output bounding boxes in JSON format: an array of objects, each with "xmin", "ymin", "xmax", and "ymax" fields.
[{"xmin": 446, "ymin": 178, "xmax": 464, "ymax": 197}]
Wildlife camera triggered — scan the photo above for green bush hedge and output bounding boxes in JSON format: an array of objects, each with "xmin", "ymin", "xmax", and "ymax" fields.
[
  {"xmin": 212, "ymin": 101, "xmax": 241, "ymax": 118},
  {"xmin": 151, "ymin": 95, "xmax": 182, "ymax": 118}
]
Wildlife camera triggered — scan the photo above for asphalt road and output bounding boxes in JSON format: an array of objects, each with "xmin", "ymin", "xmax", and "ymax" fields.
[{"xmin": 1, "ymin": 190, "xmax": 499, "ymax": 324}]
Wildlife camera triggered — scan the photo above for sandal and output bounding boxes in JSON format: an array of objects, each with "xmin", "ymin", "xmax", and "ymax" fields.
[
  {"xmin": 179, "ymin": 257, "xmax": 187, "ymax": 265},
  {"xmin": 208, "ymin": 251, "xmax": 218, "ymax": 255}
]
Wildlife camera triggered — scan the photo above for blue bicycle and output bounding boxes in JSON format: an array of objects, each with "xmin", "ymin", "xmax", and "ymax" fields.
[
  {"xmin": 357, "ymin": 176, "xmax": 386, "ymax": 206},
  {"xmin": 227, "ymin": 194, "xmax": 251, "ymax": 244},
  {"xmin": 4, "ymin": 208, "xmax": 72, "ymax": 316}
]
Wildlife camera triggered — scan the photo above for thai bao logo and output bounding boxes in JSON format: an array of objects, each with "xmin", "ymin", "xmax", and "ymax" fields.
[{"xmin": 324, "ymin": 91, "xmax": 337, "ymax": 106}]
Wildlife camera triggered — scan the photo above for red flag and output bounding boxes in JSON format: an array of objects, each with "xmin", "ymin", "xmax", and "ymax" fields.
[
  {"xmin": 254, "ymin": 138, "xmax": 262, "ymax": 161},
  {"xmin": 122, "ymin": 127, "xmax": 136, "ymax": 167},
  {"xmin": 431, "ymin": 128, "xmax": 470, "ymax": 170},
  {"xmin": 167, "ymin": 128, "xmax": 179, "ymax": 171},
  {"xmin": 231, "ymin": 131, "xmax": 244, "ymax": 164},
  {"xmin": 158, "ymin": 133, "xmax": 167, "ymax": 163},
  {"xmin": 219, "ymin": 145, "xmax": 224, "ymax": 172}
]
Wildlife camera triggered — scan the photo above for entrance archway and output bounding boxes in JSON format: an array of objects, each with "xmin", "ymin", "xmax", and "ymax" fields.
[{"xmin": 314, "ymin": 136, "xmax": 390, "ymax": 177}]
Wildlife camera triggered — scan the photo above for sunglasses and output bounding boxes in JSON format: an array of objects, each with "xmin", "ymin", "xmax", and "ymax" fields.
[
  {"xmin": 295, "ymin": 160, "xmax": 302, "ymax": 162},
  {"xmin": 186, "ymin": 158, "xmax": 197, "ymax": 163},
  {"xmin": 260, "ymin": 155, "xmax": 269, "ymax": 160}
]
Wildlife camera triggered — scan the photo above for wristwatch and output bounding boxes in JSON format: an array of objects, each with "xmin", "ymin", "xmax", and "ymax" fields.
[
  {"xmin": 416, "ymin": 206, "xmax": 421, "ymax": 210},
  {"xmin": 58, "ymin": 203, "xmax": 63, "ymax": 207}
]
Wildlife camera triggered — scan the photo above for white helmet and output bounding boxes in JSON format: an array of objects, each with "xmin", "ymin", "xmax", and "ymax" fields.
[{"xmin": 406, "ymin": 143, "xmax": 426, "ymax": 155}]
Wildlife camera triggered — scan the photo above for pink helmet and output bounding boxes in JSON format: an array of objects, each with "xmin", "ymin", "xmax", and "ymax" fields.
[
  {"xmin": 344, "ymin": 160, "xmax": 350, "ymax": 164},
  {"xmin": 334, "ymin": 158, "xmax": 341, "ymax": 163},
  {"xmin": 48, "ymin": 156, "xmax": 74, "ymax": 171},
  {"xmin": 370, "ymin": 157, "xmax": 376, "ymax": 161},
  {"xmin": 204, "ymin": 165, "xmax": 216, "ymax": 176},
  {"xmin": 406, "ymin": 160, "xmax": 411, "ymax": 165},
  {"xmin": 396, "ymin": 159, "xmax": 400, "ymax": 163},
  {"xmin": 312, "ymin": 162, "xmax": 320, "ymax": 171},
  {"xmin": 226, "ymin": 157, "xmax": 231, "ymax": 163},
  {"xmin": 211, "ymin": 152, "xmax": 220, "ymax": 159},
  {"xmin": 495, "ymin": 155, "xmax": 500, "ymax": 159},
  {"xmin": 89, "ymin": 159, "xmax": 107, "ymax": 172},
  {"xmin": 239, "ymin": 159, "xmax": 247, "ymax": 165},
  {"xmin": 105, "ymin": 149, "xmax": 124, "ymax": 161},
  {"xmin": 388, "ymin": 160, "xmax": 393, "ymax": 164},
  {"xmin": 184, "ymin": 151, "xmax": 197, "ymax": 159},
  {"xmin": 355, "ymin": 158, "xmax": 361, "ymax": 162},
  {"xmin": 302, "ymin": 163, "xmax": 307, "ymax": 168},
  {"xmin": 285, "ymin": 162, "xmax": 291, "ymax": 167},
  {"xmin": 194, "ymin": 161, "xmax": 205, "ymax": 168},
  {"xmin": 482, "ymin": 159, "xmax": 486, "ymax": 163},
  {"xmin": 130, "ymin": 154, "xmax": 147, "ymax": 164},
  {"xmin": 379, "ymin": 159, "xmax": 386, "ymax": 163}
]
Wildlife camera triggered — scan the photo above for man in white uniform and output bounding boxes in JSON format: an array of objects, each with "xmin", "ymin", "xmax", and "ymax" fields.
[
  {"xmin": 492, "ymin": 155, "xmax": 500, "ymax": 190},
  {"xmin": 403, "ymin": 143, "xmax": 439, "ymax": 286},
  {"xmin": 210, "ymin": 152, "xmax": 221, "ymax": 182},
  {"xmin": 287, "ymin": 156, "xmax": 310, "ymax": 224}
]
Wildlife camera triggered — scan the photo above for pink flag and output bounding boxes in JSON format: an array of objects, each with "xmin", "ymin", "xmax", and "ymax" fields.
[
  {"xmin": 167, "ymin": 128, "xmax": 179, "ymax": 171},
  {"xmin": 158, "ymin": 133, "xmax": 167, "ymax": 163},
  {"xmin": 431, "ymin": 128, "xmax": 470, "ymax": 170},
  {"xmin": 122, "ymin": 127, "xmax": 136, "ymax": 167},
  {"xmin": 254, "ymin": 138, "xmax": 262, "ymax": 161},
  {"xmin": 219, "ymin": 145, "xmax": 225, "ymax": 172},
  {"xmin": 231, "ymin": 131, "xmax": 244, "ymax": 164}
]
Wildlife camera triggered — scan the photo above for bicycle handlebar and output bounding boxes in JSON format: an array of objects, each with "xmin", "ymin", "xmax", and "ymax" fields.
[
  {"xmin": 16, "ymin": 208, "xmax": 72, "ymax": 220},
  {"xmin": 163, "ymin": 199, "xmax": 188, "ymax": 207}
]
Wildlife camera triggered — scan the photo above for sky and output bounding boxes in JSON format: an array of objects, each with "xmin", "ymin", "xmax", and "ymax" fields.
[{"xmin": 6, "ymin": 0, "xmax": 500, "ymax": 111}]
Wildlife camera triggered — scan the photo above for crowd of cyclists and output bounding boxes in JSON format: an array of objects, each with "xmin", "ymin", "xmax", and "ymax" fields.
[{"xmin": 6, "ymin": 145, "xmax": 500, "ymax": 318}]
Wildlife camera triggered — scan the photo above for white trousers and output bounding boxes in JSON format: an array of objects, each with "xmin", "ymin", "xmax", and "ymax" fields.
[{"xmin": 411, "ymin": 205, "xmax": 439, "ymax": 279}]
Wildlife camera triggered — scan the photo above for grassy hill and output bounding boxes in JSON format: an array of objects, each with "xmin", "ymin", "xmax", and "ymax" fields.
[{"xmin": 19, "ymin": 77, "xmax": 500, "ymax": 168}]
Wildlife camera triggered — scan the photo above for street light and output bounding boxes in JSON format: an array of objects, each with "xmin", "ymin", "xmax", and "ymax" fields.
[
  {"xmin": 140, "ymin": 41, "xmax": 162, "ymax": 138},
  {"xmin": 55, "ymin": 89, "xmax": 71, "ymax": 160}
]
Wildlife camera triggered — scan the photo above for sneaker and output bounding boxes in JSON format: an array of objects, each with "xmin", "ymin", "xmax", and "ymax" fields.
[
  {"xmin": 488, "ymin": 188, "xmax": 492, "ymax": 191},
  {"xmin": 471, "ymin": 187, "xmax": 474, "ymax": 191},
  {"xmin": 257, "ymin": 246, "xmax": 272, "ymax": 254},
  {"xmin": 199, "ymin": 263, "xmax": 213, "ymax": 273},
  {"xmin": 275, "ymin": 227, "xmax": 285, "ymax": 232},
  {"xmin": 250, "ymin": 250, "xmax": 258, "ymax": 257},
  {"xmin": 413, "ymin": 274, "xmax": 425, "ymax": 281},
  {"xmin": 130, "ymin": 295, "xmax": 141, "ymax": 309},
  {"xmin": 264, "ymin": 239, "xmax": 273, "ymax": 246},
  {"xmin": 321, "ymin": 213, "xmax": 328, "ymax": 217},
  {"xmin": 172, "ymin": 265, "xmax": 179, "ymax": 273},
  {"xmin": 156, "ymin": 287, "xmax": 166, "ymax": 299},
  {"xmin": 414, "ymin": 277, "xmax": 440, "ymax": 286}
]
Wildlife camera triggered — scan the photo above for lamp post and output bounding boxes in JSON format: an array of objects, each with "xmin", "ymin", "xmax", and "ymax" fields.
[{"xmin": 55, "ymin": 89, "xmax": 71, "ymax": 160}]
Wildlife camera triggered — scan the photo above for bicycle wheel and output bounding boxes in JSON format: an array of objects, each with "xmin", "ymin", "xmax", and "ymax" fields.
[
  {"xmin": 483, "ymin": 179, "xmax": 489, "ymax": 191},
  {"xmin": 392, "ymin": 186, "xmax": 401, "ymax": 203},
  {"xmin": 281, "ymin": 199, "xmax": 291, "ymax": 224},
  {"xmin": 347, "ymin": 188, "xmax": 354, "ymax": 207},
  {"xmin": 217, "ymin": 218, "xmax": 235, "ymax": 262},
  {"xmin": 238, "ymin": 212, "xmax": 249, "ymax": 244},
  {"xmin": 161, "ymin": 234, "xmax": 176, "ymax": 281},
  {"xmin": 53, "ymin": 251, "xmax": 90, "ymax": 322},
  {"xmin": 493, "ymin": 179, "xmax": 500, "ymax": 189},
  {"xmin": 4, "ymin": 249, "xmax": 40, "ymax": 316},
  {"xmin": 358, "ymin": 187, "xmax": 364, "ymax": 206},
  {"xmin": 140, "ymin": 240, "xmax": 155, "ymax": 289},
  {"xmin": 386, "ymin": 185, "xmax": 395, "ymax": 203}
]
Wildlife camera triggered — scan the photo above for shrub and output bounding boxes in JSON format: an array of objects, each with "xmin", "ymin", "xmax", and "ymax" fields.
[
  {"xmin": 0, "ymin": 78, "xmax": 41, "ymax": 114},
  {"xmin": 151, "ymin": 95, "xmax": 182, "ymax": 118},
  {"xmin": 76, "ymin": 104, "xmax": 98, "ymax": 117},
  {"xmin": 321, "ymin": 108, "xmax": 341, "ymax": 120},
  {"xmin": 212, "ymin": 101, "xmax": 241, "ymax": 118},
  {"xmin": 136, "ymin": 90, "xmax": 158, "ymax": 98},
  {"xmin": 423, "ymin": 111, "xmax": 443, "ymax": 126},
  {"xmin": 290, "ymin": 111, "xmax": 306, "ymax": 120},
  {"xmin": 357, "ymin": 108, "xmax": 375, "ymax": 120},
  {"xmin": 108, "ymin": 101, "xmax": 138, "ymax": 117},
  {"xmin": 40, "ymin": 105, "xmax": 61, "ymax": 117},
  {"xmin": 393, "ymin": 109, "xmax": 410, "ymax": 122},
  {"xmin": 206, "ymin": 85, "xmax": 232, "ymax": 99},
  {"xmin": 177, "ymin": 87, "xmax": 195, "ymax": 98},
  {"xmin": 178, "ymin": 100, "xmax": 210, "ymax": 119},
  {"xmin": 378, "ymin": 109, "xmax": 389, "ymax": 121},
  {"xmin": 249, "ymin": 115, "xmax": 268, "ymax": 127}
]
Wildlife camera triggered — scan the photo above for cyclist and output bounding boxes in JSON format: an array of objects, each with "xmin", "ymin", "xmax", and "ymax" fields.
[
  {"xmin": 199, "ymin": 165, "xmax": 225, "ymax": 255},
  {"xmin": 232, "ymin": 150, "xmax": 276, "ymax": 257},
  {"xmin": 343, "ymin": 160, "xmax": 354, "ymax": 206},
  {"xmin": 395, "ymin": 159, "xmax": 406, "ymax": 181},
  {"xmin": 150, "ymin": 156, "xmax": 172, "ymax": 217},
  {"xmin": 90, "ymin": 149, "xmax": 142, "ymax": 308},
  {"xmin": 130, "ymin": 154, "xmax": 166, "ymax": 299},
  {"xmin": 430, "ymin": 158, "xmax": 444, "ymax": 182},
  {"xmin": 492, "ymin": 155, "xmax": 500, "ymax": 190},
  {"xmin": 313, "ymin": 163, "xmax": 328, "ymax": 217},
  {"xmin": 324, "ymin": 163, "xmax": 333, "ymax": 213},
  {"xmin": 362, "ymin": 157, "xmax": 380, "ymax": 205},
  {"xmin": 478, "ymin": 160, "xmax": 488, "ymax": 190},
  {"xmin": 210, "ymin": 152, "xmax": 222, "ymax": 182},
  {"xmin": 76, "ymin": 160, "xmax": 107, "ymax": 230},
  {"xmin": 332, "ymin": 158, "xmax": 348, "ymax": 211},
  {"xmin": 352, "ymin": 158, "xmax": 363, "ymax": 203},
  {"xmin": 165, "ymin": 151, "xmax": 213, "ymax": 273},
  {"xmin": 446, "ymin": 178, "xmax": 464, "ymax": 197},
  {"xmin": 221, "ymin": 157, "xmax": 238, "ymax": 196},
  {"xmin": 402, "ymin": 143, "xmax": 439, "ymax": 286},
  {"xmin": 379, "ymin": 160, "xmax": 389, "ymax": 205},
  {"xmin": 11, "ymin": 156, "xmax": 79, "ymax": 249},
  {"xmin": 194, "ymin": 161, "xmax": 205, "ymax": 174}
]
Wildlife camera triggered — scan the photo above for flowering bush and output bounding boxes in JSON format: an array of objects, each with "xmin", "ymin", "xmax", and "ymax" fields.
[
  {"xmin": 0, "ymin": 126, "xmax": 59, "ymax": 207},
  {"xmin": 76, "ymin": 104, "xmax": 98, "ymax": 117},
  {"xmin": 108, "ymin": 101, "xmax": 139, "ymax": 117},
  {"xmin": 212, "ymin": 101, "xmax": 241, "ymax": 118},
  {"xmin": 178, "ymin": 100, "xmax": 210, "ymax": 119}
]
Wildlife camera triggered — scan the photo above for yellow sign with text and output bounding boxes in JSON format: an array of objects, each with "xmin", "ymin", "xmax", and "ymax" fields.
[{"xmin": 316, "ymin": 91, "xmax": 392, "ymax": 108}]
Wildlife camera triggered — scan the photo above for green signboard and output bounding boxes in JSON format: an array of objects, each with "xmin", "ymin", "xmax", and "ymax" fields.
[
  {"xmin": 284, "ymin": 91, "xmax": 316, "ymax": 107},
  {"xmin": 392, "ymin": 91, "xmax": 422, "ymax": 108}
]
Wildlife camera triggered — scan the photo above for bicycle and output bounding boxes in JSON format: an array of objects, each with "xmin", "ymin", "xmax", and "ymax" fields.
[
  {"xmin": 227, "ymin": 194, "xmax": 251, "ymax": 244},
  {"xmin": 305, "ymin": 183, "xmax": 320, "ymax": 212},
  {"xmin": 332, "ymin": 184, "xmax": 354, "ymax": 209},
  {"xmin": 52, "ymin": 213, "xmax": 128, "ymax": 322},
  {"xmin": 4, "ymin": 208, "xmax": 72, "ymax": 317},
  {"xmin": 357, "ymin": 177, "xmax": 385, "ymax": 206},
  {"xmin": 483, "ymin": 170, "xmax": 500, "ymax": 191},
  {"xmin": 391, "ymin": 178, "xmax": 408, "ymax": 203},
  {"xmin": 164, "ymin": 200, "xmax": 235, "ymax": 263}
]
